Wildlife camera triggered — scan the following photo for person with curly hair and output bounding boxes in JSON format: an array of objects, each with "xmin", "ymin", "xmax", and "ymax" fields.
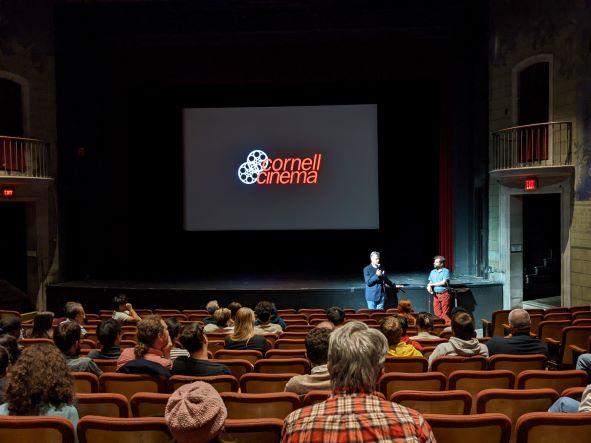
[
  {"xmin": 0, "ymin": 335, "xmax": 20, "ymax": 364},
  {"xmin": 116, "ymin": 315, "xmax": 172, "ymax": 371},
  {"xmin": 0, "ymin": 343, "xmax": 78, "ymax": 427}
]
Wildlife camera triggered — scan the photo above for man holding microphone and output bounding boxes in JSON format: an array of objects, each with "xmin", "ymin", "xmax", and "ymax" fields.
[{"xmin": 363, "ymin": 251, "xmax": 403, "ymax": 310}]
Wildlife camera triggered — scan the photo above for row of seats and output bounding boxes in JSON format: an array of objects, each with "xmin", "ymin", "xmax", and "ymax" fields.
[{"xmin": 73, "ymin": 369, "xmax": 589, "ymax": 402}]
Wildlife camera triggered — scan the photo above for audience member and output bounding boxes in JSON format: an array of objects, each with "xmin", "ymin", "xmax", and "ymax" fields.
[
  {"xmin": 285, "ymin": 327, "xmax": 331, "ymax": 395},
  {"xmin": 173, "ymin": 323, "xmax": 230, "ymax": 376},
  {"xmin": 548, "ymin": 383, "xmax": 591, "ymax": 413},
  {"xmin": 428, "ymin": 312, "xmax": 488, "ymax": 369},
  {"xmin": 87, "ymin": 319, "xmax": 123, "ymax": 359},
  {"xmin": 381, "ymin": 316, "xmax": 423, "ymax": 357},
  {"xmin": 0, "ymin": 346, "xmax": 9, "ymax": 404},
  {"xmin": 576, "ymin": 353, "xmax": 591, "ymax": 375},
  {"xmin": 398, "ymin": 299, "xmax": 416, "ymax": 326},
  {"xmin": 54, "ymin": 321, "xmax": 102, "ymax": 376},
  {"xmin": 203, "ymin": 308, "xmax": 234, "ymax": 334},
  {"xmin": 254, "ymin": 302, "xmax": 286, "ymax": 330},
  {"xmin": 396, "ymin": 315, "xmax": 423, "ymax": 351},
  {"xmin": 282, "ymin": 321, "xmax": 435, "ymax": 442},
  {"xmin": 410, "ymin": 313, "xmax": 440, "ymax": 340},
  {"xmin": 440, "ymin": 306, "xmax": 469, "ymax": 334},
  {"xmin": 166, "ymin": 317, "xmax": 190, "ymax": 360},
  {"xmin": 0, "ymin": 344, "xmax": 79, "ymax": 427},
  {"xmin": 0, "ymin": 335, "xmax": 20, "ymax": 364},
  {"xmin": 225, "ymin": 307, "xmax": 270, "ymax": 354},
  {"xmin": 25, "ymin": 311, "xmax": 54, "ymax": 339},
  {"xmin": 227, "ymin": 301, "xmax": 242, "ymax": 324},
  {"xmin": 254, "ymin": 301, "xmax": 283, "ymax": 334},
  {"xmin": 165, "ymin": 381, "xmax": 227, "ymax": 443},
  {"xmin": 60, "ymin": 301, "xmax": 87, "ymax": 337},
  {"xmin": 326, "ymin": 306, "xmax": 346, "ymax": 328},
  {"xmin": 486, "ymin": 309, "xmax": 548, "ymax": 356},
  {"xmin": 0, "ymin": 317, "xmax": 22, "ymax": 340},
  {"xmin": 117, "ymin": 315, "xmax": 172, "ymax": 371},
  {"xmin": 112, "ymin": 294, "xmax": 141, "ymax": 323},
  {"xmin": 315, "ymin": 321, "xmax": 335, "ymax": 330},
  {"xmin": 203, "ymin": 300, "xmax": 219, "ymax": 325}
]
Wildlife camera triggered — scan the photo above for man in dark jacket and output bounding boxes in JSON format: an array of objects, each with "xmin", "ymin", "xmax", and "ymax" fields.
[{"xmin": 486, "ymin": 309, "xmax": 548, "ymax": 356}]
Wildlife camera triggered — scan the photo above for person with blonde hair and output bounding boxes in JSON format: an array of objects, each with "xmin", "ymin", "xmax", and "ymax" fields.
[
  {"xmin": 224, "ymin": 307, "xmax": 269, "ymax": 353},
  {"xmin": 204, "ymin": 308, "xmax": 234, "ymax": 334},
  {"xmin": 381, "ymin": 316, "xmax": 423, "ymax": 357},
  {"xmin": 282, "ymin": 322, "xmax": 434, "ymax": 442},
  {"xmin": 117, "ymin": 315, "xmax": 172, "ymax": 371}
]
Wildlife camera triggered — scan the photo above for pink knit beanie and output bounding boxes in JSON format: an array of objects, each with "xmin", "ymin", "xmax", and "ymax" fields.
[{"xmin": 165, "ymin": 381, "xmax": 227, "ymax": 443}]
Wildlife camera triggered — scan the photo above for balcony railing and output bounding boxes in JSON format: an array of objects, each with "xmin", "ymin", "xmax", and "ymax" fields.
[
  {"xmin": 490, "ymin": 121, "xmax": 572, "ymax": 172},
  {"xmin": 0, "ymin": 136, "xmax": 51, "ymax": 178}
]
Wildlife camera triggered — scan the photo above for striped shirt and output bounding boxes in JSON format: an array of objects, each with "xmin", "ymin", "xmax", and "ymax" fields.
[{"xmin": 282, "ymin": 391, "xmax": 434, "ymax": 443}]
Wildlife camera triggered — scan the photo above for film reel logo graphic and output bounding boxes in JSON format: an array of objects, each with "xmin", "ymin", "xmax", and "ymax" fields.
[{"xmin": 237, "ymin": 149, "xmax": 269, "ymax": 184}]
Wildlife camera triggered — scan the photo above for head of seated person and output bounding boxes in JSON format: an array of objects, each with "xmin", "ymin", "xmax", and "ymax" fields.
[
  {"xmin": 29, "ymin": 311, "xmax": 54, "ymax": 339},
  {"xmin": 205, "ymin": 300, "xmax": 220, "ymax": 317},
  {"xmin": 315, "ymin": 321, "xmax": 335, "ymax": 331},
  {"xmin": 179, "ymin": 323, "xmax": 208, "ymax": 359},
  {"xmin": 380, "ymin": 316, "xmax": 403, "ymax": 349},
  {"xmin": 508, "ymin": 309, "xmax": 532, "ymax": 336},
  {"xmin": 213, "ymin": 308, "xmax": 232, "ymax": 328},
  {"xmin": 54, "ymin": 321, "xmax": 82, "ymax": 357},
  {"xmin": 135, "ymin": 315, "xmax": 170, "ymax": 359},
  {"xmin": 394, "ymin": 314, "xmax": 409, "ymax": 337},
  {"xmin": 227, "ymin": 302, "xmax": 242, "ymax": 322},
  {"xmin": 306, "ymin": 327, "xmax": 331, "ymax": 368},
  {"xmin": 397, "ymin": 299, "xmax": 415, "ymax": 325},
  {"xmin": 1, "ymin": 343, "xmax": 74, "ymax": 417},
  {"xmin": 64, "ymin": 301, "xmax": 85, "ymax": 326},
  {"xmin": 112, "ymin": 294, "xmax": 129, "ymax": 313},
  {"xmin": 451, "ymin": 312, "xmax": 477, "ymax": 341},
  {"xmin": 97, "ymin": 319, "xmax": 121, "ymax": 350},
  {"xmin": 0, "ymin": 317, "xmax": 22, "ymax": 340},
  {"xmin": 0, "ymin": 335, "xmax": 20, "ymax": 365},
  {"xmin": 254, "ymin": 301, "xmax": 274, "ymax": 325},
  {"xmin": 326, "ymin": 306, "xmax": 345, "ymax": 328},
  {"xmin": 416, "ymin": 312, "xmax": 435, "ymax": 334},
  {"xmin": 328, "ymin": 321, "xmax": 387, "ymax": 393},
  {"xmin": 230, "ymin": 307, "xmax": 256, "ymax": 341},
  {"xmin": 166, "ymin": 317, "xmax": 183, "ymax": 342}
]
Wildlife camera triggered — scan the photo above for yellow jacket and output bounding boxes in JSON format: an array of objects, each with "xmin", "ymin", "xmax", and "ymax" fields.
[{"xmin": 387, "ymin": 342, "xmax": 423, "ymax": 357}]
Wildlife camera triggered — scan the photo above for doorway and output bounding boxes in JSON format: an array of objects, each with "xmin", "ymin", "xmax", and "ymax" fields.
[
  {"xmin": 0, "ymin": 203, "xmax": 27, "ymax": 293},
  {"xmin": 522, "ymin": 194, "xmax": 561, "ymax": 301}
]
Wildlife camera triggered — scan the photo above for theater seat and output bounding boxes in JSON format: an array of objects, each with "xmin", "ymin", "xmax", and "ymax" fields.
[
  {"xmin": 487, "ymin": 354, "xmax": 547, "ymax": 376},
  {"xmin": 515, "ymin": 412, "xmax": 591, "ymax": 443},
  {"xmin": 167, "ymin": 374, "xmax": 239, "ymax": 393},
  {"xmin": 130, "ymin": 393, "xmax": 171, "ymax": 417},
  {"xmin": 561, "ymin": 386, "xmax": 586, "ymax": 400},
  {"xmin": 265, "ymin": 349, "xmax": 307, "ymax": 359},
  {"xmin": 92, "ymin": 359, "xmax": 118, "ymax": 373},
  {"xmin": 214, "ymin": 349, "xmax": 263, "ymax": 364},
  {"xmin": 254, "ymin": 358, "xmax": 310, "ymax": 375},
  {"xmin": 448, "ymin": 370, "xmax": 515, "ymax": 412},
  {"xmin": 77, "ymin": 416, "xmax": 172, "ymax": 443},
  {"xmin": 98, "ymin": 373, "xmax": 166, "ymax": 400},
  {"xmin": 302, "ymin": 390, "xmax": 333, "ymax": 406},
  {"xmin": 221, "ymin": 392, "xmax": 301, "ymax": 420},
  {"xmin": 19, "ymin": 338, "xmax": 54, "ymax": 348},
  {"xmin": 0, "ymin": 416, "xmax": 76, "ymax": 443},
  {"xmin": 516, "ymin": 370, "xmax": 588, "ymax": 394},
  {"xmin": 274, "ymin": 339, "xmax": 306, "ymax": 350},
  {"xmin": 390, "ymin": 390, "xmax": 472, "ymax": 415},
  {"xmin": 209, "ymin": 359, "xmax": 253, "ymax": 380},
  {"xmin": 423, "ymin": 413, "xmax": 511, "ymax": 443},
  {"xmin": 384, "ymin": 356, "xmax": 428, "ymax": 373},
  {"xmin": 378, "ymin": 372, "xmax": 447, "ymax": 399},
  {"xmin": 76, "ymin": 393, "xmax": 130, "ymax": 418},
  {"xmin": 221, "ymin": 418, "xmax": 284, "ymax": 443},
  {"xmin": 430, "ymin": 356, "xmax": 487, "ymax": 377},
  {"xmin": 240, "ymin": 373, "xmax": 299, "ymax": 394},
  {"xmin": 73, "ymin": 372, "xmax": 100, "ymax": 394}
]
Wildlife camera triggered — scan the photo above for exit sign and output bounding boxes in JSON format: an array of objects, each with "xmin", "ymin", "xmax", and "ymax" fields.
[
  {"xmin": 1, "ymin": 186, "xmax": 15, "ymax": 198},
  {"xmin": 525, "ymin": 178, "xmax": 538, "ymax": 191}
]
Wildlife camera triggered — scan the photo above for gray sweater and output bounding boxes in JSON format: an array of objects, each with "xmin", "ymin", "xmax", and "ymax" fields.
[{"xmin": 428, "ymin": 337, "xmax": 489, "ymax": 369}]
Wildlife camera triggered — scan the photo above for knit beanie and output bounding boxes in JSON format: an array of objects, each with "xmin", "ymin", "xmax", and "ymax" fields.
[{"xmin": 165, "ymin": 381, "xmax": 227, "ymax": 443}]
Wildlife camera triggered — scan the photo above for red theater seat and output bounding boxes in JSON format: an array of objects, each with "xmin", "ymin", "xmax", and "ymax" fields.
[
  {"xmin": 221, "ymin": 392, "xmax": 301, "ymax": 420},
  {"xmin": 378, "ymin": 372, "xmax": 447, "ymax": 399},
  {"xmin": 516, "ymin": 370, "xmax": 588, "ymax": 393},
  {"xmin": 487, "ymin": 354, "xmax": 547, "ymax": 376},
  {"xmin": 0, "ymin": 416, "xmax": 76, "ymax": 443},
  {"xmin": 430, "ymin": 356, "xmax": 487, "ymax": 377},
  {"xmin": 167, "ymin": 374, "xmax": 239, "ymax": 393},
  {"xmin": 254, "ymin": 358, "xmax": 310, "ymax": 375},
  {"xmin": 390, "ymin": 390, "xmax": 472, "ymax": 415},
  {"xmin": 240, "ymin": 373, "xmax": 298, "ymax": 393},
  {"xmin": 221, "ymin": 418, "xmax": 284, "ymax": 443},
  {"xmin": 515, "ymin": 412, "xmax": 591, "ymax": 443},
  {"xmin": 77, "ymin": 416, "xmax": 172, "ymax": 443},
  {"xmin": 424, "ymin": 413, "xmax": 511, "ymax": 443},
  {"xmin": 76, "ymin": 393, "xmax": 130, "ymax": 418}
]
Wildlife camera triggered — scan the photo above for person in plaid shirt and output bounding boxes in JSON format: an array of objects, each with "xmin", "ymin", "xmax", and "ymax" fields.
[{"xmin": 282, "ymin": 321, "xmax": 435, "ymax": 442}]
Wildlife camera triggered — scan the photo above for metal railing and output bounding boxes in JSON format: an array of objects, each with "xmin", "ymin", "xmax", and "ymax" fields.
[
  {"xmin": 0, "ymin": 135, "xmax": 51, "ymax": 178},
  {"xmin": 490, "ymin": 121, "xmax": 572, "ymax": 171}
]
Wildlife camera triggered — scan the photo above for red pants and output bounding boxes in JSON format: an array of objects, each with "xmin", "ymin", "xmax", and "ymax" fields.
[{"xmin": 433, "ymin": 290, "xmax": 452, "ymax": 324}]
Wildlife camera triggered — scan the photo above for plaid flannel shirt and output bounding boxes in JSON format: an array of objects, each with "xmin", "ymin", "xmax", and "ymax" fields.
[{"xmin": 282, "ymin": 391, "xmax": 435, "ymax": 442}]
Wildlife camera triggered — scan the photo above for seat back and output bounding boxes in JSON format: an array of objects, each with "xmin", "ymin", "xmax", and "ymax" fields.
[
  {"xmin": 265, "ymin": 349, "xmax": 307, "ymax": 359},
  {"xmin": 283, "ymin": 325, "xmax": 314, "ymax": 332},
  {"xmin": 92, "ymin": 359, "xmax": 118, "ymax": 373},
  {"xmin": 448, "ymin": 370, "xmax": 515, "ymax": 412},
  {"xmin": 274, "ymin": 339, "xmax": 306, "ymax": 349},
  {"xmin": 561, "ymin": 386, "xmax": 586, "ymax": 400},
  {"xmin": 515, "ymin": 412, "xmax": 591, "ymax": 443},
  {"xmin": 77, "ymin": 416, "xmax": 172, "ymax": 443},
  {"xmin": 240, "ymin": 373, "xmax": 298, "ymax": 393},
  {"xmin": 538, "ymin": 320, "xmax": 570, "ymax": 342},
  {"xmin": 302, "ymin": 390, "xmax": 332, "ymax": 406},
  {"xmin": 221, "ymin": 392, "xmax": 301, "ymax": 420},
  {"xmin": 477, "ymin": 388, "xmax": 559, "ymax": 440},
  {"xmin": 424, "ymin": 413, "xmax": 511, "ymax": 443},
  {"xmin": 0, "ymin": 416, "xmax": 76, "ymax": 443},
  {"xmin": 559, "ymin": 326, "xmax": 591, "ymax": 366},
  {"xmin": 254, "ymin": 358, "xmax": 310, "ymax": 375},
  {"xmin": 214, "ymin": 349, "xmax": 263, "ymax": 364},
  {"xmin": 209, "ymin": 359, "xmax": 253, "ymax": 380},
  {"xmin": 378, "ymin": 372, "xmax": 447, "ymax": 399},
  {"xmin": 19, "ymin": 338, "xmax": 54, "ymax": 348},
  {"xmin": 529, "ymin": 314, "xmax": 543, "ymax": 335},
  {"xmin": 516, "ymin": 370, "xmax": 588, "ymax": 393},
  {"xmin": 572, "ymin": 311, "xmax": 591, "ymax": 320},
  {"xmin": 73, "ymin": 372, "xmax": 100, "ymax": 394},
  {"xmin": 384, "ymin": 356, "xmax": 428, "ymax": 373},
  {"xmin": 220, "ymin": 418, "xmax": 284, "ymax": 443},
  {"xmin": 130, "ymin": 393, "xmax": 171, "ymax": 417},
  {"xmin": 543, "ymin": 312, "xmax": 572, "ymax": 322},
  {"xmin": 487, "ymin": 354, "xmax": 547, "ymax": 376},
  {"xmin": 98, "ymin": 373, "xmax": 165, "ymax": 400},
  {"xmin": 207, "ymin": 340, "xmax": 225, "ymax": 354},
  {"xmin": 390, "ymin": 390, "xmax": 472, "ymax": 415},
  {"xmin": 76, "ymin": 393, "xmax": 130, "ymax": 418},
  {"xmin": 278, "ymin": 332, "xmax": 309, "ymax": 340},
  {"xmin": 167, "ymin": 374, "xmax": 238, "ymax": 393},
  {"xmin": 491, "ymin": 310, "xmax": 511, "ymax": 336},
  {"xmin": 431, "ymin": 356, "xmax": 487, "ymax": 377}
]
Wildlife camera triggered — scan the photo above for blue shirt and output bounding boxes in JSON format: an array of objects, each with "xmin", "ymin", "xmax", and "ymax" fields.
[
  {"xmin": 0, "ymin": 403, "xmax": 79, "ymax": 428},
  {"xmin": 428, "ymin": 268, "xmax": 450, "ymax": 293}
]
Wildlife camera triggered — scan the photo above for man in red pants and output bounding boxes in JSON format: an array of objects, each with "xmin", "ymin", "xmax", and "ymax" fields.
[{"xmin": 427, "ymin": 256, "xmax": 451, "ymax": 324}]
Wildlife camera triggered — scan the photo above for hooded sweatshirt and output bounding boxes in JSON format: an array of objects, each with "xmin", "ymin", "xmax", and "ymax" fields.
[{"xmin": 428, "ymin": 337, "xmax": 488, "ymax": 369}]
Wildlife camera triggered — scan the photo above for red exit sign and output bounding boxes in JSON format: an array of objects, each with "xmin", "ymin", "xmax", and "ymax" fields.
[
  {"xmin": 525, "ymin": 178, "xmax": 538, "ymax": 191},
  {"xmin": 1, "ymin": 186, "xmax": 15, "ymax": 198}
]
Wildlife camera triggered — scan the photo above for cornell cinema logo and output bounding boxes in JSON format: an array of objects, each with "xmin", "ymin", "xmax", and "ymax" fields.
[{"xmin": 237, "ymin": 149, "xmax": 323, "ymax": 185}]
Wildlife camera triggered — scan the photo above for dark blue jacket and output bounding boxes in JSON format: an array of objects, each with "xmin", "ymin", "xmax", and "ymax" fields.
[{"xmin": 363, "ymin": 264, "xmax": 394, "ymax": 302}]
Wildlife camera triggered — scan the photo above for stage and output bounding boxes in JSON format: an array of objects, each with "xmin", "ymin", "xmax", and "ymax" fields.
[{"xmin": 47, "ymin": 273, "xmax": 503, "ymax": 325}]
